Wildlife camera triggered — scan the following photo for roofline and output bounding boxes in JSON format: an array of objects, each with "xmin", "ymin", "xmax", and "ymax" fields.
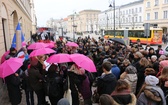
[
  {"xmin": 79, "ymin": 9, "xmax": 101, "ymax": 13},
  {"xmin": 101, "ymin": 0, "xmax": 143, "ymax": 13}
]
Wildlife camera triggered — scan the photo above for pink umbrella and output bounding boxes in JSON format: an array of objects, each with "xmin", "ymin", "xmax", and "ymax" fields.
[
  {"xmin": 0, "ymin": 58, "xmax": 23, "ymax": 78},
  {"xmin": 29, "ymin": 48, "xmax": 56, "ymax": 57},
  {"xmin": 50, "ymin": 41, "xmax": 56, "ymax": 44},
  {"xmin": 27, "ymin": 42, "xmax": 48, "ymax": 50},
  {"xmin": 66, "ymin": 42, "xmax": 79, "ymax": 47},
  {"xmin": 1, "ymin": 51, "xmax": 10, "ymax": 64},
  {"xmin": 46, "ymin": 42, "xmax": 55, "ymax": 48},
  {"xmin": 70, "ymin": 54, "xmax": 96, "ymax": 72},
  {"xmin": 47, "ymin": 54, "xmax": 72, "ymax": 63}
]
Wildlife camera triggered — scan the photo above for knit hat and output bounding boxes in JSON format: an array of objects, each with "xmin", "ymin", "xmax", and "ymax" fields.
[
  {"xmin": 159, "ymin": 55, "xmax": 166, "ymax": 60},
  {"xmin": 145, "ymin": 75, "xmax": 159, "ymax": 86},
  {"xmin": 98, "ymin": 46, "xmax": 103, "ymax": 50},
  {"xmin": 160, "ymin": 60, "xmax": 168, "ymax": 68},
  {"xmin": 100, "ymin": 52, "xmax": 106, "ymax": 56}
]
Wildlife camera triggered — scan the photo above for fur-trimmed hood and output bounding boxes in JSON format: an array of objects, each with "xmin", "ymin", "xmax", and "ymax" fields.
[{"xmin": 112, "ymin": 93, "xmax": 137, "ymax": 105}]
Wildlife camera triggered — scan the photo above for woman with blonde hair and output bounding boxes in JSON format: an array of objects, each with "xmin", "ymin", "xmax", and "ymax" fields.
[
  {"xmin": 136, "ymin": 57, "xmax": 149, "ymax": 95},
  {"xmin": 110, "ymin": 79, "xmax": 137, "ymax": 105},
  {"xmin": 67, "ymin": 63, "xmax": 92, "ymax": 105},
  {"xmin": 156, "ymin": 60, "xmax": 168, "ymax": 77},
  {"xmin": 159, "ymin": 66, "xmax": 168, "ymax": 104}
]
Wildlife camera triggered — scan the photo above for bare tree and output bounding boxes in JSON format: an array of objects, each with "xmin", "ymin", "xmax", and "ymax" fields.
[{"xmin": 129, "ymin": 13, "xmax": 138, "ymax": 29}]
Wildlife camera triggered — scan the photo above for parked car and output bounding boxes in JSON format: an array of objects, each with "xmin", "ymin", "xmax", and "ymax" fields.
[{"xmin": 163, "ymin": 45, "xmax": 168, "ymax": 55}]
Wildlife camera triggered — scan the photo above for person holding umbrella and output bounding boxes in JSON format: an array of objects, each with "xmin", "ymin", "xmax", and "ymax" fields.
[
  {"xmin": 67, "ymin": 63, "xmax": 92, "ymax": 105},
  {"xmin": 28, "ymin": 57, "xmax": 46, "ymax": 105},
  {"xmin": 5, "ymin": 72, "xmax": 22, "ymax": 105},
  {"xmin": 0, "ymin": 57, "xmax": 23, "ymax": 105}
]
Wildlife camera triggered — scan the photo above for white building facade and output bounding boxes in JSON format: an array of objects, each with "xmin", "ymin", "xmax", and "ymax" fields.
[
  {"xmin": 98, "ymin": 0, "xmax": 144, "ymax": 32},
  {"xmin": 30, "ymin": 0, "xmax": 37, "ymax": 34}
]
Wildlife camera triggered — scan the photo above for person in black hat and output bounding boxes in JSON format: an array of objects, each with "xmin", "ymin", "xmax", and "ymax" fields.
[
  {"xmin": 155, "ymin": 45, "xmax": 162, "ymax": 58},
  {"xmin": 96, "ymin": 52, "xmax": 106, "ymax": 76},
  {"xmin": 9, "ymin": 47, "xmax": 17, "ymax": 57}
]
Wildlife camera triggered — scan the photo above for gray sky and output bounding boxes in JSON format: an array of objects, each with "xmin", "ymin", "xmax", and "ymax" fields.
[{"xmin": 34, "ymin": 0, "xmax": 137, "ymax": 27}]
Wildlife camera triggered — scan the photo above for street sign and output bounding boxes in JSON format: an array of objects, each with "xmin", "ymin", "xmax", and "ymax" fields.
[
  {"xmin": 123, "ymin": 30, "xmax": 129, "ymax": 45},
  {"xmin": 144, "ymin": 23, "xmax": 150, "ymax": 43}
]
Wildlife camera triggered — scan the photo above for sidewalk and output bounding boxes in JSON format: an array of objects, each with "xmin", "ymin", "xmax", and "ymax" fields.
[{"xmin": 0, "ymin": 81, "xmax": 98, "ymax": 105}]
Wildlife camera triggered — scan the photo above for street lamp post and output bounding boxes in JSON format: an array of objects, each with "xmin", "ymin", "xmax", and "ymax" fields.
[
  {"xmin": 109, "ymin": 0, "xmax": 115, "ymax": 37},
  {"xmin": 72, "ymin": 12, "xmax": 76, "ymax": 42},
  {"xmin": 105, "ymin": 12, "xmax": 109, "ymax": 35},
  {"xmin": 59, "ymin": 18, "xmax": 63, "ymax": 39}
]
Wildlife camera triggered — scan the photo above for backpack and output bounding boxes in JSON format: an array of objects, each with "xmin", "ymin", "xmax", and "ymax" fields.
[{"xmin": 44, "ymin": 76, "xmax": 62, "ymax": 97}]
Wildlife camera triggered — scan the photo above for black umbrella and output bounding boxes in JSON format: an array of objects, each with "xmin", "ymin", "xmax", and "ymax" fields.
[{"xmin": 109, "ymin": 38, "xmax": 126, "ymax": 46}]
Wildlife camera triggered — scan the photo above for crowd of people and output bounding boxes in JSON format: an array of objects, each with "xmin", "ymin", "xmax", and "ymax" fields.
[{"xmin": 2, "ymin": 36, "xmax": 168, "ymax": 105}]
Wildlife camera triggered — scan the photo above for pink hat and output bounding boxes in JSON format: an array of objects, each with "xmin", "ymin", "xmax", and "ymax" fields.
[{"xmin": 160, "ymin": 60, "xmax": 168, "ymax": 68}]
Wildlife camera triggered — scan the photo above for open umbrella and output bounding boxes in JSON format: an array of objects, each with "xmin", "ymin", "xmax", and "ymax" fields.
[
  {"xmin": 0, "ymin": 58, "xmax": 23, "ymax": 78},
  {"xmin": 70, "ymin": 54, "xmax": 96, "ymax": 72},
  {"xmin": 109, "ymin": 38, "xmax": 126, "ymax": 46},
  {"xmin": 47, "ymin": 54, "xmax": 72, "ymax": 63},
  {"xmin": 66, "ymin": 42, "xmax": 79, "ymax": 47},
  {"xmin": 27, "ymin": 42, "xmax": 48, "ymax": 50},
  {"xmin": 29, "ymin": 48, "xmax": 56, "ymax": 57},
  {"xmin": 46, "ymin": 42, "xmax": 55, "ymax": 48}
]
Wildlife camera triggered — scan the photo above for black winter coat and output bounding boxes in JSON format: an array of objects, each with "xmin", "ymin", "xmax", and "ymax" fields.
[
  {"xmin": 5, "ymin": 74, "xmax": 22, "ymax": 105},
  {"xmin": 28, "ymin": 66, "xmax": 43, "ymax": 91},
  {"xmin": 97, "ymin": 73, "xmax": 117, "ymax": 95}
]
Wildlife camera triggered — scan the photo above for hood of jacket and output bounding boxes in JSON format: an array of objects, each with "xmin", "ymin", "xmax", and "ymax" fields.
[
  {"xmin": 145, "ymin": 86, "xmax": 167, "ymax": 105},
  {"xmin": 112, "ymin": 93, "xmax": 137, "ymax": 105}
]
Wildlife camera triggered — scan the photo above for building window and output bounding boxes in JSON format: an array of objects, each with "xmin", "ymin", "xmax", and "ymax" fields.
[
  {"xmin": 164, "ymin": 0, "xmax": 168, "ymax": 4},
  {"xmin": 135, "ymin": 8, "xmax": 138, "ymax": 13},
  {"xmin": 132, "ymin": 9, "xmax": 134, "ymax": 14},
  {"xmin": 129, "ymin": 9, "xmax": 131, "ymax": 14},
  {"xmin": 139, "ymin": 16, "xmax": 142, "ymax": 22},
  {"xmin": 163, "ymin": 10, "xmax": 168, "ymax": 19},
  {"xmin": 147, "ymin": 13, "xmax": 150, "ymax": 20},
  {"xmin": 147, "ymin": 2, "xmax": 150, "ymax": 7},
  {"xmin": 126, "ymin": 10, "xmax": 128, "ymax": 14},
  {"xmin": 155, "ymin": 0, "xmax": 159, "ymax": 6},
  {"xmin": 135, "ymin": 17, "xmax": 137, "ymax": 22},
  {"xmin": 154, "ymin": 12, "xmax": 158, "ymax": 19},
  {"xmin": 129, "ymin": 17, "xmax": 131, "ymax": 22},
  {"xmin": 139, "ymin": 7, "xmax": 142, "ymax": 12}
]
